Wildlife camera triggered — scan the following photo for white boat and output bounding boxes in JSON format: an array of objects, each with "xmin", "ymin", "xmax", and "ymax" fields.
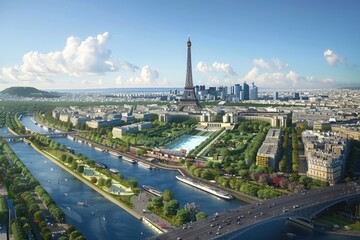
[
  {"xmin": 175, "ymin": 175, "xmax": 233, "ymax": 200},
  {"xmin": 77, "ymin": 201, "xmax": 88, "ymax": 207},
  {"xmin": 122, "ymin": 157, "xmax": 136, "ymax": 164},
  {"xmin": 94, "ymin": 147, "xmax": 104, "ymax": 152},
  {"xmin": 109, "ymin": 151, "xmax": 122, "ymax": 158},
  {"xmin": 109, "ymin": 168, "xmax": 119, "ymax": 174},
  {"xmin": 142, "ymin": 185, "xmax": 163, "ymax": 196},
  {"xmin": 138, "ymin": 161, "xmax": 152, "ymax": 169},
  {"xmin": 67, "ymin": 135, "xmax": 75, "ymax": 141}
]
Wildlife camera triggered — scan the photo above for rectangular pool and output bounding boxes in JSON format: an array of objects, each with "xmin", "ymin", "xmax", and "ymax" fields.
[{"xmin": 166, "ymin": 135, "xmax": 208, "ymax": 151}]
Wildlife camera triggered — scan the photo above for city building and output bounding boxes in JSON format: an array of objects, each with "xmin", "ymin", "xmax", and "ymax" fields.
[
  {"xmin": 302, "ymin": 130, "xmax": 349, "ymax": 185},
  {"xmin": 250, "ymin": 82, "xmax": 258, "ymax": 100},
  {"xmin": 256, "ymin": 128, "xmax": 282, "ymax": 169},
  {"xmin": 237, "ymin": 112, "xmax": 289, "ymax": 127},
  {"xmin": 243, "ymin": 82, "xmax": 249, "ymax": 100},
  {"xmin": 273, "ymin": 91, "xmax": 279, "ymax": 100},
  {"xmin": 112, "ymin": 122, "xmax": 153, "ymax": 138},
  {"xmin": 331, "ymin": 123, "xmax": 360, "ymax": 141},
  {"xmin": 234, "ymin": 84, "xmax": 242, "ymax": 101}
]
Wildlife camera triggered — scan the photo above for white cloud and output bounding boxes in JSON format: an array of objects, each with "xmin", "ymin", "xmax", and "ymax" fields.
[
  {"xmin": 240, "ymin": 57, "xmax": 326, "ymax": 88},
  {"xmin": 324, "ymin": 49, "xmax": 344, "ymax": 66},
  {"xmin": 272, "ymin": 58, "xmax": 289, "ymax": 70},
  {"xmin": 244, "ymin": 67, "xmax": 259, "ymax": 81},
  {"xmin": 128, "ymin": 65, "xmax": 160, "ymax": 86},
  {"xmin": 253, "ymin": 58, "xmax": 270, "ymax": 70},
  {"xmin": 322, "ymin": 77, "xmax": 335, "ymax": 83},
  {"xmin": 196, "ymin": 61, "xmax": 236, "ymax": 75},
  {"xmin": 81, "ymin": 79, "xmax": 91, "ymax": 85},
  {"xmin": 97, "ymin": 78, "xmax": 104, "ymax": 85},
  {"xmin": 286, "ymin": 71, "xmax": 298, "ymax": 84},
  {"xmin": 196, "ymin": 61, "xmax": 211, "ymax": 74},
  {"xmin": 0, "ymin": 32, "xmax": 140, "ymax": 82},
  {"xmin": 212, "ymin": 62, "xmax": 237, "ymax": 75},
  {"xmin": 115, "ymin": 76, "xmax": 123, "ymax": 85}
]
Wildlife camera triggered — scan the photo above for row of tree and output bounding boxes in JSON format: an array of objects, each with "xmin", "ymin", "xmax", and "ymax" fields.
[
  {"xmin": 30, "ymin": 132, "xmax": 139, "ymax": 205},
  {"xmin": 1, "ymin": 136, "xmax": 84, "ymax": 240},
  {"xmin": 278, "ymin": 129, "xmax": 290, "ymax": 172}
]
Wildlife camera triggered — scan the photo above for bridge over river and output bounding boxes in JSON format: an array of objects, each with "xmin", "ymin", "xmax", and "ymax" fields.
[{"xmin": 152, "ymin": 181, "xmax": 360, "ymax": 240}]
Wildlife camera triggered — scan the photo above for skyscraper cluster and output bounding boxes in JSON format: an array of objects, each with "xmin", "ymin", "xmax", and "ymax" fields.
[{"xmin": 195, "ymin": 81, "xmax": 258, "ymax": 102}]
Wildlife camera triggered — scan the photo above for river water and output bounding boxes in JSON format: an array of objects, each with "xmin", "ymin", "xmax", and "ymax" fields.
[
  {"xmin": 3, "ymin": 116, "xmax": 356, "ymax": 240},
  {"xmin": 2, "ymin": 116, "xmax": 245, "ymax": 239}
]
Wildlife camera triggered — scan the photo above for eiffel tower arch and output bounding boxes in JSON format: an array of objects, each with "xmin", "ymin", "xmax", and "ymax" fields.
[{"xmin": 177, "ymin": 37, "xmax": 202, "ymax": 112}]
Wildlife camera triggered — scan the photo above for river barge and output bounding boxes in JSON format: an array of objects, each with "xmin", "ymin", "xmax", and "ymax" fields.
[
  {"xmin": 142, "ymin": 185, "xmax": 163, "ymax": 197},
  {"xmin": 176, "ymin": 175, "xmax": 233, "ymax": 200},
  {"xmin": 138, "ymin": 161, "xmax": 152, "ymax": 169}
]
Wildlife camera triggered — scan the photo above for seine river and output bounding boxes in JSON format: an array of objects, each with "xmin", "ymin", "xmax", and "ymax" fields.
[
  {"xmin": 2, "ymin": 116, "xmax": 244, "ymax": 239},
  {"xmin": 0, "ymin": 116, "xmax": 357, "ymax": 240}
]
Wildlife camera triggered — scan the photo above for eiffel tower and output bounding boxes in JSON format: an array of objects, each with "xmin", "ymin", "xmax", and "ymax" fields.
[{"xmin": 177, "ymin": 37, "xmax": 202, "ymax": 112}]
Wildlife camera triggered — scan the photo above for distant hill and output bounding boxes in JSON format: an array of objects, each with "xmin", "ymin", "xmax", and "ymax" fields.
[{"xmin": 1, "ymin": 87, "xmax": 60, "ymax": 98}]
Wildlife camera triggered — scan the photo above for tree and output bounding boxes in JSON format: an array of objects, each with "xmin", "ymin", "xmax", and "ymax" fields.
[
  {"xmin": 61, "ymin": 154, "xmax": 67, "ymax": 162},
  {"xmin": 23, "ymin": 223, "xmax": 31, "ymax": 235},
  {"xmin": 98, "ymin": 178, "xmax": 105, "ymax": 187},
  {"xmin": 184, "ymin": 203, "xmax": 200, "ymax": 221},
  {"xmin": 150, "ymin": 196, "xmax": 163, "ymax": 210},
  {"xmin": 70, "ymin": 231, "xmax": 81, "ymax": 240},
  {"xmin": 176, "ymin": 208, "xmax": 190, "ymax": 225},
  {"xmin": 279, "ymin": 178, "xmax": 290, "ymax": 189},
  {"xmin": 90, "ymin": 177, "xmax": 97, "ymax": 184},
  {"xmin": 279, "ymin": 159, "xmax": 287, "ymax": 172},
  {"xmin": 71, "ymin": 161, "xmax": 78, "ymax": 170},
  {"xmin": 67, "ymin": 156, "xmax": 74, "ymax": 164},
  {"xmin": 162, "ymin": 190, "xmax": 174, "ymax": 202},
  {"xmin": 66, "ymin": 225, "xmax": 76, "ymax": 234},
  {"xmin": 195, "ymin": 211, "xmax": 207, "ymax": 221},
  {"xmin": 257, "ymin": 174, "xmax": 271, "ymax": 185},
  {"xmin": 250, "ymin": 172, "xmax": 260, "ymax": 181},
  {"xmin": 163, "ymin": 200, "xmax": 179, "ymax": 217},
  {"xmin": 105, "ymin": 178, "xmax": 112, "ymax": 188},
  {"xmin": 299, "ymin": 176, "xmax": 310, "ymax": 187},
  {"xmin": 77, "ymin": 165, "xmax": 84, "ymax": 173},
  {"xmin": 127, "ymin": 177, "xmax": 137, "ymax": 188}
]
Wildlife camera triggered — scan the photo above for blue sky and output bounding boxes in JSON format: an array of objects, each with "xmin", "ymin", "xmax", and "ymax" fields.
[{"xmin": 0, "ymin": 0, "xmax": 359, "ymax": 90}]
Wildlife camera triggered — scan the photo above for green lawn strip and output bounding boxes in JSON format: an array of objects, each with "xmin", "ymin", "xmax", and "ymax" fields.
[
  {"xmin": 315, "ymin": 213, "xmax": 360, "ymax": 230},
  {"xmin": 38, "ymin": 146, "xmax": 135, "ymax": 208}
]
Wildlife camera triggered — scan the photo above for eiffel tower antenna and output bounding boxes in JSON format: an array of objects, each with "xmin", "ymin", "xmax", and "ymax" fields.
[{"xmin": 177, "ymin": 37, "xmax": 202, "ymax": 112}]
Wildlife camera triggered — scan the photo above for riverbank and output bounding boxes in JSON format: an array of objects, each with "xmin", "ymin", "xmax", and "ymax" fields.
[
  {"xmin": 67, "ymin": 134, "xmax": 259, "ymax": 204},
  {"xmin": 26, "ymin": 140, "xmax": 169, "ymax": 234}
]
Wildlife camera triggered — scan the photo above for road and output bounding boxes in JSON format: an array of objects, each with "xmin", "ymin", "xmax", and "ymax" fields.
[{"xmin": 152, "ymin": 181, "xmax": 360, "ymax": 240}]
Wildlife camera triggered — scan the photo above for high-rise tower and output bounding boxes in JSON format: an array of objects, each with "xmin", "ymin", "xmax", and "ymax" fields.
[{"xmin": 177, "ymin": 37, "xmax": 202, "ymax": 112}]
